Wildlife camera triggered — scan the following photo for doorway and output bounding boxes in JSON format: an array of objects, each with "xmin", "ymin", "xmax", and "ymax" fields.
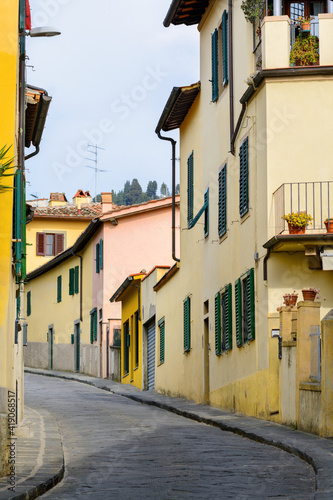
[
  {"xmin": 48, "ymin": 326, "xmax": 54, "ymax": 370},
  {"xmin": 74, "ymin": 321, "xmax": 80, "ymax": 373},
  {"xmin": 203, "ymin": 317, "xmax": 210, "ymax": 403}
]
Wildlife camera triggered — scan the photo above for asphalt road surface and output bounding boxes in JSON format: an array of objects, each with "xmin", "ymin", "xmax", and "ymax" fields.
[{"xmin": 25, "ymin": 374, "xmax": 315, "ymax": 499}]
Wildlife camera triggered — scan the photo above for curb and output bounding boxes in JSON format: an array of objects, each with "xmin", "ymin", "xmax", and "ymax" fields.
[{"xmin": 25, "ymin": 368, "xmax": 333, "ymax": 499}]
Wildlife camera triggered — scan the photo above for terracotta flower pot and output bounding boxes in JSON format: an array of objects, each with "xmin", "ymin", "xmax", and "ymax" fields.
[
  {"xmin": 283, "ymin": 294, "xmax": 298, "ymax": 307},
  {"xmin": 288, "ymin": 223, "xmax": 306, "ymax": 234},
  {"xmin": 324, "ymin": 221, "xmax": 333, "ymax": 233},
  {"xmin": 301, "ymin": 22, "xmax": 310, "ymax": 30},
  {"xmin": 302, "ymin": 289, "xmax": 317, "ymax": 301}
]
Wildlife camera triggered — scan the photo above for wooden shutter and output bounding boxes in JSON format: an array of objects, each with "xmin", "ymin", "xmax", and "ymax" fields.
[
  {"xmin": 69, "ymin": 268, "xmax": 74, "ymax": 295},
  {"xmin": 223, "ymin": 283, "xmax": 233, "ymax": 351},
  {"xmin": 55, "ymin": 233, "xmax": 64, "ymax": 255},
  {"xmin": 222, "ymin": 10, "xmax": 228, "ymax": 86},
  {"xmin": 159, "ymin": 319, "xmax": 165, "ymax": 363},
  {"xmin": 96, "ymin": 243, "xmax": 100, "ymax": 273},
  {"xmin": 94, "ymin": 311, "xmax": 98, "ymax": 341},
  {"xmin": 247, "ymin": 268, "xmax": 255, "ymax": 341},
  {"xmin": 36, "ymin": 233, "xmax": 45, "ymax": 256},
  {"xmin": 99, "ymin": 239, "xmax": 103, "ymax": 270},
  {"xmin": 90, "ymin": 313, "xmax": 94, "ymax": 344},
  {"xmin": 211, "ymin": 28, "xmax": 219, "ymax": 102},
  {"xmin": 235, "ymin": 278, "xmax": 242, "ymax": 347},
  {"xmin": 204, "ymin": 188, "xmax": 209, "ymax": 237},
  {"xmin": 187, "ymin": 152, "xmax": 194, "ymax": 226},
  {"xmin": 57, "ymin": 276, "xmax": 62, "ymax": 303},
  {"xmin": 74, "ymin": 266, "xmax": 79, "ymax": 294},
  {"xmin": 215, "ymin": 292, "xmax": 221, "ymax": 355},
  {"xmin": 218, "ymin": 165, "xmax": 227, "ymax": 237},
  {"xmin": 183, "ymin": 296, "xmax": 191, "ymax": 353},
  {"xmin": 27, "ymin": 291, "xmax": 31, "ymax": 316},
  {"xmin": 239, "ymin": 137, "xmax": 249, "ymax": 217}
]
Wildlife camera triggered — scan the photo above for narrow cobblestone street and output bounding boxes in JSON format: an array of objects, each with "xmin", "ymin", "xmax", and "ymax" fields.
[{"xmin": 25, "ymin": 374, "xmax": 315, "ymax": 499}]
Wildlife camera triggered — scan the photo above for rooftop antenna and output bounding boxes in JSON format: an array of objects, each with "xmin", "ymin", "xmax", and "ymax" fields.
[
  {"xmin": 29, "ymin": 192, "xmax": 39, "ymax": 206},
  {"xmin": 85, "ymin": 144, "xmax": 107, "ymax": 197}
]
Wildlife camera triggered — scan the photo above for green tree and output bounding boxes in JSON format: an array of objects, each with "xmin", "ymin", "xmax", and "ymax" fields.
[
  {"xmin": 160, "ymin": 182, "xmax": 170, "ymax": 197},
  {"xmin": 175, "ymin": 183, "xmax": 180, "ymax": 195},
  {"xmin": 126, "ymin": 179, "xmax": 143, "ymax": 206},
  {"xmin": 146, "ymin": 180, "xmax": 158, "ymax": 199}
]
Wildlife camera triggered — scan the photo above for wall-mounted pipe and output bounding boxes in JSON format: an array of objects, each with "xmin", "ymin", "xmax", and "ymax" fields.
[
  {"xmin": 156, "ymin": 131, "xmax": 180, "ymax": 263},
  {"xmin": 229, "ymin": 0, "xmax": 235, "ymax": 155}
]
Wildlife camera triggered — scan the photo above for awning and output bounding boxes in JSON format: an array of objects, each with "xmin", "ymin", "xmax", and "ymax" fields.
[
  {"xmin": 164, "ymin": 0, "xmax": 210, "ymax": 27},
  {"xmin": 155, "ymin": 82, "xmax": 200, "ymax": 133},
  {"xmin": 25, "ymin": 85, "xmax": 52, "ymax": 152}
]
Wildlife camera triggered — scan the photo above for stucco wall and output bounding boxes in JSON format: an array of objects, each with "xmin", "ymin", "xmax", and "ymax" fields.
[
  {"xmin": 299, "ymin": 386, "xmax": 322, "ymax": 435},
  {"xmin": 280, "ymin": 344, "xmax": 296, "ymax": 426}
]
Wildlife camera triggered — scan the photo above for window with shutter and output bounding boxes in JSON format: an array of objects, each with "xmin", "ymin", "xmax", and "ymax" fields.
[
  {"xmin": 124, "ymin": 320, "xmax": 130, "ymax": 374},
  {"xmin": 239, "ymin": 137, "xmax": 249, "ymax": 217},
  {"xmin": 222, "ymin": 283, "xmax": 232, "ymax": 351},
  {"xmin": 235, "ymin": 269, "xmax": 255, "ymax": 347},
  {"xmin": 222, "ymin": 10, "xmax": 228, "ymax": 87},
  {"xmin": 158, "ymin": 317, "xmax": 165, "ymax": 363},
  {"xmin": 187, "ymin": 152, "xmax": 194, "ymax": 226},
  {"xmin": 99, "ymin": 239, "xmax": 103, "ymax": 270},
  {"xmin": 36, "ymin": 233, "xmax": 45, "ymax": 256},
  {"xmin": 69, "ymin": 268, "xmax": 74, "ymax": 296},
  {"xmin": 215, "ymin": 292, "xmax": 221, "ymax": 355},
  {"xmin": 204, "ymin": 189, "xmax": 209, "ymax": 237},
  {"xmin": 135, "ymin": 311, "xmax": 139, "ymax": 368},
  {"xmin": 57, "ymin": 276, "xmax": 62, "ymax": 303},
  {"xmin": 55, "ymin": 233, "xmax": 64, "ymax": 255},
  {"xmin": 36, "ymin": 232, "xmax": 65, "ymax": 256},
  {"xmin": 96, "ymin": 243, "xmax": 100, "ymax": 273},
  {"xmin": 74, "ymin": 266, "xmax": 79, "ymax": 294},
  {"xmin": 94, "ymin": 311, "xmax": 98, "ymax": 341},
  {"xmin": 90, "ymin": 308, "xmax": 97, "ymax": 344},
  {"xmin": 218, "ymin": 165, "xmax": 227, "ymax": 238},
  {"xmin": 183, "ymin": 296, "xmax": 191, "ymax": 353},
  {"xmin": 27, "ymin": 291, "xmax": 31, "ymax": 317},
  {"xmin": 211, "ymin": 28, "xmax": 219, "ymax": 102}
]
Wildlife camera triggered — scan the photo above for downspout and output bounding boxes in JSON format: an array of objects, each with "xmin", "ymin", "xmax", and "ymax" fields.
[
  {"xmin": 18, "ymin": 0, "xmax": 26, "ymax": 282},
  {"xmin": 156, "ymin": 131, "xmax": 180, "ymax": 263},
  {"xmin": 231, "ymin": 103, "xmax": 247, "ymax": 155},
  {"xmin": 79, "ymin": 255, "xmax": 83, "ymax": 321},
  {"xmin": 229, "ymin": 0, "xmax": 235, "ymax": 155},
  {"xmin": 263, "ymin": 247, "xmax": 271, "ymax": 281},
  {"xmin": 25, "ymin": 145, "xmax": 39, "ymax": 161}
]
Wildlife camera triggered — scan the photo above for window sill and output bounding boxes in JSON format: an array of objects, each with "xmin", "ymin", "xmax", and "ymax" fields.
[
  {"xmin": 219, "ymin": 231, "xmax": 228, "ymax": 244},
  {"xmin": 157, "ymin": 361, "xmax": 164, "ymax": 367},
  {"xmin": 240, "ymin": 212, "xmax": 250, "ymax": 225}
]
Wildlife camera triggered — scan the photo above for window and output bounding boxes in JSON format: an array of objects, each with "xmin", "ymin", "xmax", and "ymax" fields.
[
  {"xmin": 123, "ymin": 320, "xmax": 130, "ymax": 374},
  {"xmin": 211, "ymin": 11, "xmax": 228, "ymax": 102},
  {"xmin": 218, "ymin": 164, "xmax": 227, "ymax": 237},
  {"xmin": 235, "ymin": 268, "xmax": 255, "ymax": 347},
  {"xmin": 69, "ymin": 266, "xmax": 79, "ymax": 295},
  {"xmin": 57, "ymin": 276, "xmax": 62, "ymax": 303},
  {"xmin": 90, "ymin": 308, "xmax": 97, "ymax": 344},
  {"xmin": 215, "ymin": 284, "xmax": 232, "ymax": 355},
  {"xmin": 158, "ymin": 317, "xmax": 165, "ymax": 364},
  {"xmin": 204, "ymin": 189, "xmax": 209, "ymax": 237},
  {"xmin": 135, "ymin": 311, "xmax": 139, "ymax": 368},
  {"xmin": 36, "ymin": 232, "xmax": 64, "ymax": 257},
  {"xmin": 27, "ymin": 291, "xmax": 31, "ymax": 317},
  {"xmin": 239, "ymin": 137, "xmax": 249, "ymax": 217},
  {"xmin": 69, "ymin": 268, "xmax": 74, "ymax": 295},
  {"xmin": 187, "ymin": 151, "xmax": 194, "ymax": 226},
  {"xmin": 74, "ymin": 266, "xmax": 79, "ymax": 294},
  {"xmin": 95, "ymin": 239, "xmax": 103, "ymax": 273},
  {"xmin": 183, "ymin": 296, "xmax": 191, "ymax": 353}
]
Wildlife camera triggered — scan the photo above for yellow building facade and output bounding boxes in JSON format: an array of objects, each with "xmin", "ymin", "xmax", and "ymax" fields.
[{"xmin": 154, "ymin": 0, "xmax": 333, "ymax": 431}]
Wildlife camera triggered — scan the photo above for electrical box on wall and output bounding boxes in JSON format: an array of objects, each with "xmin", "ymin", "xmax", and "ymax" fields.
[{"xmin": 320, "ymin": 249, "xmax": 333, "ymax": 271}]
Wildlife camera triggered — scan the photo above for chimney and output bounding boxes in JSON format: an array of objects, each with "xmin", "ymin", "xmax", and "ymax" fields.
[{"xmin": 101, "ymin": 192, "xmax": 113, "ymax": 213}]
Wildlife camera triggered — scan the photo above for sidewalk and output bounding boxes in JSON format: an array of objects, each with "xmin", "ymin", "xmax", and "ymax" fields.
[{"xmin": 2, "ymin": 367, "xmax": 333, "ymax": 499}]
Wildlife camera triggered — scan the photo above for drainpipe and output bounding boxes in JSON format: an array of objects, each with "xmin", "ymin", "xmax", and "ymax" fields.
[
  {"xmin": 263, "ymin": 247, "xmax": 271, "ymax": 281},
  {"xmin": 156, "ymin": 131, "xmax": 180, "ymax": 262},
  {"xmin": 78, "ymin": 255, "xmax": 83, "ymax": 321},
  {"xmin": 229, "ymin": 0, "xmax": 235, "ymax": 155},
  {"xmin": 273, "ymin": 0, "xmax": 283, "ymax": 16}
]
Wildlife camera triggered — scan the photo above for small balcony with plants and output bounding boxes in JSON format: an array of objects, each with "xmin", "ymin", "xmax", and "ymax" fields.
[{"xmin": 264, "ymin": 182, "xmax": 333, "ymax": 271}]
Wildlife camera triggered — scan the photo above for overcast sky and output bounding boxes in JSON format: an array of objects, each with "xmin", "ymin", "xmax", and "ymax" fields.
[{"xmin": 25, "ymin": 0, "xmax": 199, "ymax": 201}]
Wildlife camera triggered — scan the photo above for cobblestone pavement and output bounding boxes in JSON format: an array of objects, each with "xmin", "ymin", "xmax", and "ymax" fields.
[{"xmin": 25, "ymin": 374, "xmax": 315, "ymax": 500}]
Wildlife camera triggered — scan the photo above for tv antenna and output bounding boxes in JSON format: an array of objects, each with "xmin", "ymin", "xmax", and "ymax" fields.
[{"xmin": 84, "ymin": 144, "xmax": 107, "ymax": 196}]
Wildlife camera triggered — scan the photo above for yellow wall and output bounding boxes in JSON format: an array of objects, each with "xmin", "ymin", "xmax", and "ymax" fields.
[
  {"xmin": 26, "ymin": 217, "xmax": 90, "ymax": 272},
  {"xmin": 119, "ymin": 278, "xmax": 143, "ymax": 390}
]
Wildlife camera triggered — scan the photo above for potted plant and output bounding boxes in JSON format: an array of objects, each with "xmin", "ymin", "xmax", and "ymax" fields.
[
  {"xmin": 241, "ymin": 0, "xmax": 265, "ymax": 22},
  {"xmin": 283, "ymin": 291, "xmax": 298, "ymax": 307},
  {"xmin": 301, "ymin": 287, "xmax": 319, "ymax": 301},
  {"xmin": 290, "ymin": 35, "xmax": 319, "ymax": 66},
  {"xmin": 282, "ymin": 212, "xmax": 313, "ymax": 234},
  {"xmin": 297, "ymin": 15, "xmax": 313, "ymax": 31},
  {"xmin": 324, "ymin": 218, "xmax": 333, "ymax": 233}
]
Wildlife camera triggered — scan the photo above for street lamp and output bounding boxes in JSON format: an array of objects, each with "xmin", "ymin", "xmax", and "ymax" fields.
[{"xmin": 26, "ymin": 26, "xmax": 61, "ymax": 37}]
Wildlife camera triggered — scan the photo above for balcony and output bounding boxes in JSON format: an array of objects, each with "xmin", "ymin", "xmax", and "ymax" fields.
[{"xmin": 261, "ymin": 14, "xmax": 333, "ymax": 69}]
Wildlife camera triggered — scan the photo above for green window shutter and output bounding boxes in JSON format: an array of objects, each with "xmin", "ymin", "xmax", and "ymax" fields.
[
  {"xmin": 71, "ymin": 334, "xmax": 74, "ymax": 345},
  {"xmin": 183, "ymin": 296, "xmax": 191, "ymax": 353},
  {"xmin": 90, "ymin": 313, "xmax": 94, "ymax": 344},
  {"xmin": 223, "ymin": 283, "xmax": 233, "ymax": 351},
  {"xmin": 99, "ymin": 239, "xmax": 103, "ymax": 270},
  {"xmin": 247, "ymin": 268, "xmax": 255, "ymax": 341},
  {"xmin": 211, "ymin": 28, "xmax": 219, "ymax": 102},
  {"xmin": 218, "ymin": 165, "xmax": 227, "ymax": 238},
  {"xmin": 96, "ymin": 243, "xmax": 100, "ymax": 273},
  {"xmin": 235, "ymin": 278, "xmax": 243, "ymax": 347},
  {"xmin": 57, "ymin": 276, "xmax": 62, "ymax": 303},
  {"xmin": 187, "ymin": 152, "xmax": 194, "ymax": 226},
  {"xmin": 204, "ymin": 188, "xmax": 209, "ymax": 237},
  {"xmin": 94, "ymin": 311, "xmax": 98, "ymax": 341},
  {"xmin": 222, "ymin": 10, "xmax": 228, "ymax": 87},
  {"xmin": 239, "ymin": 137, "xmax": 249, "ymax": 217},
  {"xmin": 69, "ymin": 268, "xmax": 74, "ymax": 295},
  {"xmin": 74, "ymin": 266, "xmax": 79, "ymax": 294},
  {"xmin": 159, "ymin": 319, "xmax": 165, "ymax": 363},
  {"xmin": 215, "ymin": 292, "xmax": 221, "ymax": 355},
  {"xmin": 27, "ymin": 291, "xmax": 31, "ymax": 317}
]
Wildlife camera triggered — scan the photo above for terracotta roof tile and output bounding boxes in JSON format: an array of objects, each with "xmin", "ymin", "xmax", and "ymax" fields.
[{"xmin": 34, "ymin": 203, "xmax": 102, "ymax": 218}]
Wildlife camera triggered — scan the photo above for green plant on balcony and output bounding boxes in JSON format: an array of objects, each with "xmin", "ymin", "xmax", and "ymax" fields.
[
  {"xmin": 0, "ymin": 145, "xmax": 14, "ymax": 194},
  {"xmin": 290, "ymin": 35, "xmax": 319, "ymax": 66},
  {"xmin": 241, "ymin": 0, "xmax": 265, "ymax": 22},
  {"xmin": 282, "ymin": 212, "xmax": 313, "ymax": 234}
]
